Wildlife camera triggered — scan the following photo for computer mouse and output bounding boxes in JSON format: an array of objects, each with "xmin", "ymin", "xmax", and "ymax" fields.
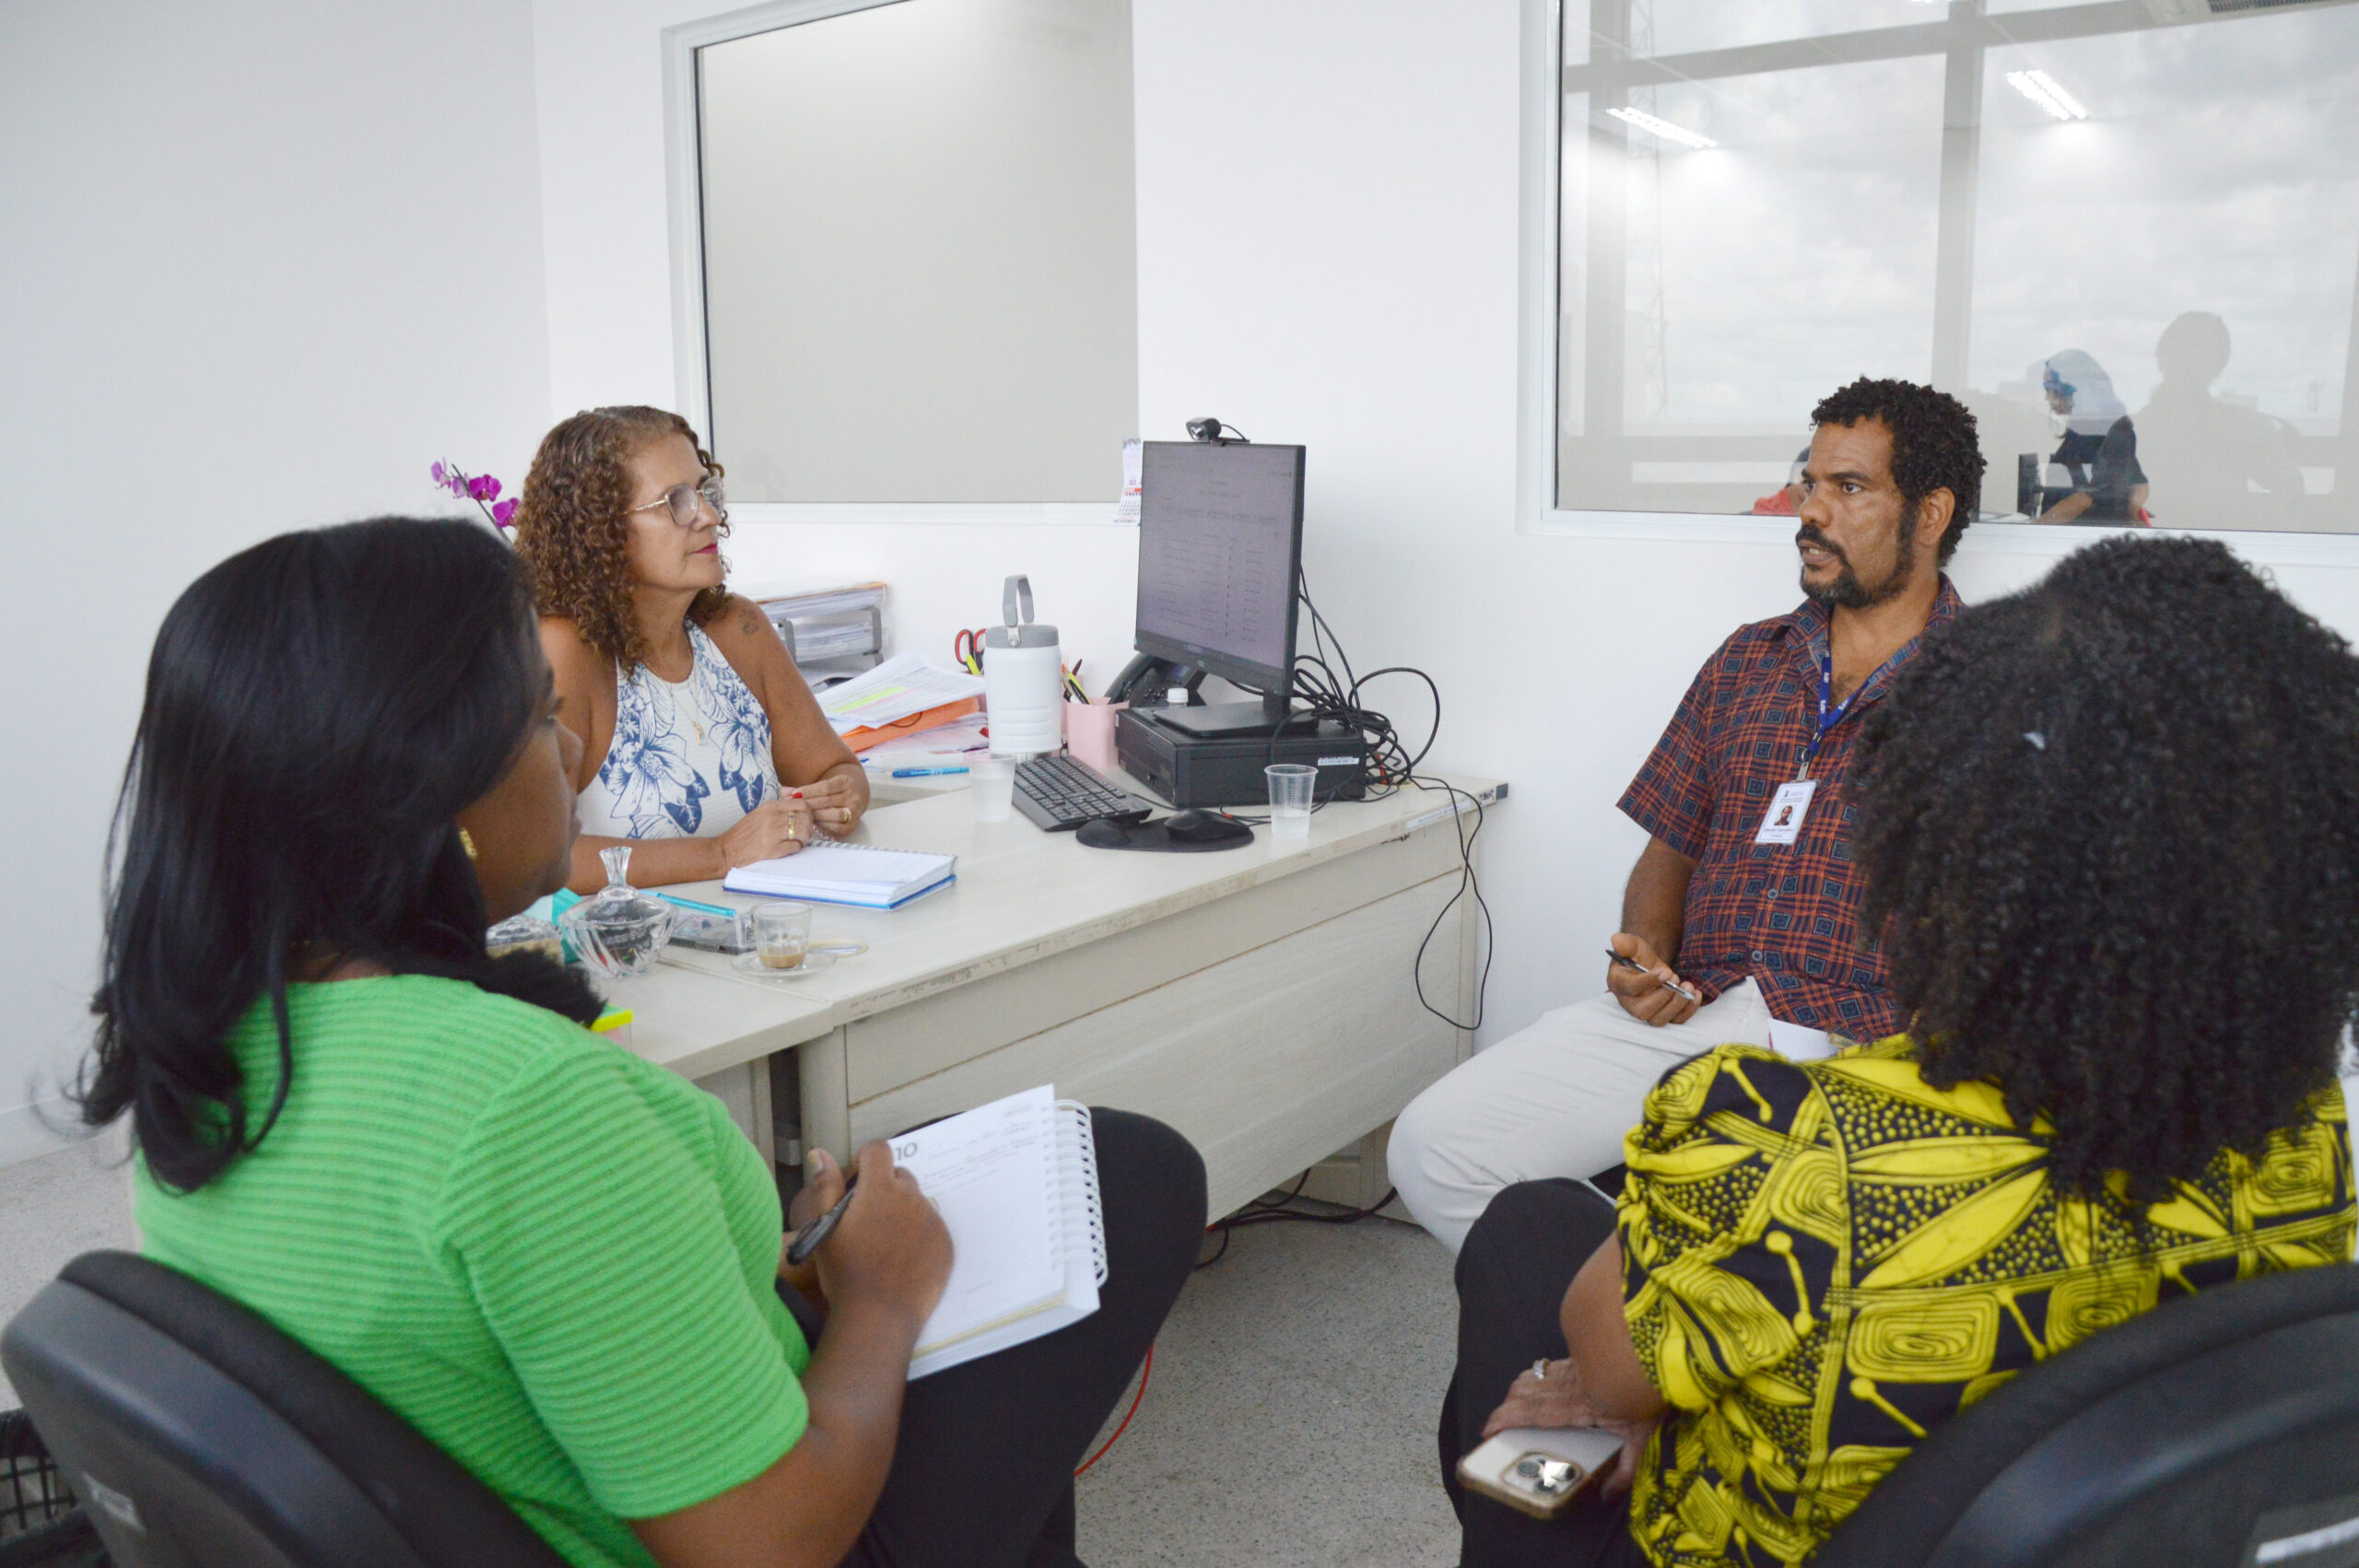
[
  {"xmin": 1164, "ymin": 809, "xmax": 1240, "ymax": 844},
  {"xmin": 1075, "ymin": 816, "xmax": 1133, "ymax": 849}
]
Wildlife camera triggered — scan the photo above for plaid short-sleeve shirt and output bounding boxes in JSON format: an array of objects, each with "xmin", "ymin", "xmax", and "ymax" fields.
[{"xmin": 1616, "ymin": 579, "xmax": 1962, "ymax": 1039}]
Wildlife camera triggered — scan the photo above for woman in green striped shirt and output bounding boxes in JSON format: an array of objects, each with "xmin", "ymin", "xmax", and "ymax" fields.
[{"xmin": 83, "ymin": 517, "xmax": 1204, "ymax": 1568}]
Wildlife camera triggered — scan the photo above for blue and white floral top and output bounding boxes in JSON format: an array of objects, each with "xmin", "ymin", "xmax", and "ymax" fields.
[{"xmin": 577, "ymin": 623, "xmax": 781, "ymax": 840}]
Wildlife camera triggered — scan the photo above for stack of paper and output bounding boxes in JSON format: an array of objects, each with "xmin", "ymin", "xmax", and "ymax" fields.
[
  {"xmin": 819, "ymin": 651, "xmax": 986, "ymax": 754},
  {"xmin": 860, "ymin": 719, "xmax": 992, "ymax": 759}
]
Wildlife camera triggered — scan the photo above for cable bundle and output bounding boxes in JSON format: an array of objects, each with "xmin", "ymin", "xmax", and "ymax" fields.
[{"xmin": 1228, "ymin": 567, "xmax": 1494, "ymax": 1033}]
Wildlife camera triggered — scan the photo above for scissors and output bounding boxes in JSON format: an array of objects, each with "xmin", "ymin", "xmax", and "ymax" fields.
[{"xmin": 953, "ymin": 627, "xmax": 986, "ymax": 674}]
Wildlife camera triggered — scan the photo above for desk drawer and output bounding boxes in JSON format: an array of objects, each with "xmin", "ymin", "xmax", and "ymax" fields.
[
  {"xmin": 845, "ymin": 871, "xmax": 1468, "ymax": 1219},
  {"xmin": 842, "ymin": 825, "xmax": 1466, "ymax": 1103}
]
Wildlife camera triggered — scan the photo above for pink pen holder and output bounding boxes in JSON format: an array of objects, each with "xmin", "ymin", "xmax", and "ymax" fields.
[{"xmin": 1063, "ymin": 699, "xmax": 1125, "ymax": 773}]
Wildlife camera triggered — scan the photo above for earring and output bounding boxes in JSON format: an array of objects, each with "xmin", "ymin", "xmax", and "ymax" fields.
[{"xmin": 458, "ymin": 827, "xmax": 478, "ymax": 861}]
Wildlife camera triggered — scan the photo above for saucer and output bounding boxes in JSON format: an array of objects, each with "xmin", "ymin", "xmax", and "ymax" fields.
[
  {"xmin": 730, "ymin": 951, "xmax": 837, "ymax": 980},
  {"xmin": 809, "ymin": 941, "xmax": 868, "ymax": 958}
]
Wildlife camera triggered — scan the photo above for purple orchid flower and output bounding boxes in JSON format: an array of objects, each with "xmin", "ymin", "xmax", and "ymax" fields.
[{"xmin": 430, "ymin": 458, "xmax": 519, "ymax": 536}]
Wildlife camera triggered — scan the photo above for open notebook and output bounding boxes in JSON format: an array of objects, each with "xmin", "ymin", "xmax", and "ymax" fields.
[
  {"xmin": 722, "ymin": 842, "xmax": 956, "ymax": 909},
  {"xmin": 888, "ymin": 1085, "xmax": 1108, "ymax": 1379}
]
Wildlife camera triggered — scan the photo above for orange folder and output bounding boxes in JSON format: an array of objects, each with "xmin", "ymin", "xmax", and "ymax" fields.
[{"xmin": 840, "ymin": 697, "xmax": 984, "ymax": 755}]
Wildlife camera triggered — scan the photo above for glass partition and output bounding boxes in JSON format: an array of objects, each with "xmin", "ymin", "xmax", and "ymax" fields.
[
  {"xmin": 1552, "ymin": 0, "xmax": 2359, "ymax": 532},
  {"xmin": 698, "ymin": 0, "xmax": 1137, "ymax": 505}
]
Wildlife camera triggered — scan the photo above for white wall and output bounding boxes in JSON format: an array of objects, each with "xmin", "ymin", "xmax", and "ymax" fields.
[
  {"xmin": 0, "ymin": 0, "xmax": 553, "ymax": 1162},
  {"xmin": 534, "ymin": 0, "xmax": 2359, "ymax": 1055}
]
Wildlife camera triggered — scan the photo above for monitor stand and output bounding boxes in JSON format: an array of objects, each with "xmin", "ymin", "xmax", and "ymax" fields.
[{"xmin": 1151, "ymin": 697, "xmax": 1315, "ymax": 740}]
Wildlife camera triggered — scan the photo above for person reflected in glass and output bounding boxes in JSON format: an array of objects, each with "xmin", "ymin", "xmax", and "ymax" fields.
[
  {"xmin": 2035, "ymin": 350, "xmax": 2147, "ymax": 525},
  {"xmin": 2135, "ymin": 311, "xmax": 2305, "ymax": 532},
  {"xmin": 1438, "ymin": 535, "xmax": 2359, "ymax": 1567},
  {"xmin": 1747, "ymin": 446, "xmax": 1812, "ymax": 516},
  {"xmin": 514, "ymin": 406, "xmax": 869, "ymax": 892}
]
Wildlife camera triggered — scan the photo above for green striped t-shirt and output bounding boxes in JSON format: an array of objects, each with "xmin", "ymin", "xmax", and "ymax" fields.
[{"xmin": 133, "ymin": 975, "xmax": 811, "ymax": 1568}]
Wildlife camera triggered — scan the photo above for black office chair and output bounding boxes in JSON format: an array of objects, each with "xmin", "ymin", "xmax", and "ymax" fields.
[
  {"xmin": 0, "ymin": 1251, "xmax": 567, "ymax": 1568},
  {"xmin": 1814, "ymin": 1262, "xmax": 2359, "ymax": 1568}
]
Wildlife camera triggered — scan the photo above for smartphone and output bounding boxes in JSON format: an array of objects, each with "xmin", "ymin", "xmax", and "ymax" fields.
[
  {"xmin": 1456, "ymin": 1427, "xmax": 1623, "ymax": 1520},
  {"xmin": 667, "ymin": 907, "xmax": 753, "ymax": 955}
]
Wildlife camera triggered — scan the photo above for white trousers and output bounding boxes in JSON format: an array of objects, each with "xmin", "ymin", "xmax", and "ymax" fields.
[{"xmin": 1391, "ymin": 979, "xmax": 1829, "ymax": 1254}]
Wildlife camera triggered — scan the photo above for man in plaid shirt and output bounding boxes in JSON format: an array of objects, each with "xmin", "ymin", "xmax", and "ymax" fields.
[{"xmin": 1393, "ymin": 380, "xmax": 1985, "ymax": 1253}]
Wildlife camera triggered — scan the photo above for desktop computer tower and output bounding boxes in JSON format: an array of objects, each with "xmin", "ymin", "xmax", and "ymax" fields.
[{"xmin": 1116, "ymin": 707, "xmax": 1371, "ymax": 808}]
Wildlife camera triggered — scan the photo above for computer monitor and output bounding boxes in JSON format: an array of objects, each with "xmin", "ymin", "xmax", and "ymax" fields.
[{"xmin": 1133, "ymin": 440, "xmax": 1305, "ymax": 724}]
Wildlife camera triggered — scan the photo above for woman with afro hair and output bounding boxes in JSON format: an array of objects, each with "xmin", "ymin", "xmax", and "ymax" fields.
[
  {"xmin": 1440, "ymin": 535, "xmax": 2359, "ymax": 1568},
  {"xmin": 515, "ymin": 406, "xmax": 868, "ymax": 892}
]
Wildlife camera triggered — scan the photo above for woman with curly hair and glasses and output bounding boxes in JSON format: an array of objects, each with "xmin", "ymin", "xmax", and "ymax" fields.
[
  {"xmin": 1439, "ymin": 534, "xmax": 2359, "ymax": 1567},
  {"xmin": 515, "ymin": 406, "xmax": 868, "ymax": 891}
]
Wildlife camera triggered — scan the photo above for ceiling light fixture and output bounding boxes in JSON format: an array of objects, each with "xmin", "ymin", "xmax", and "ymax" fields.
[
  {"xmin": 1606, "ymin": 105, "xmax": 1717, "ymax": 150},
  {"xmin": 2005, "ymin": 68, "xmax": 2088, "ymax": 122}
]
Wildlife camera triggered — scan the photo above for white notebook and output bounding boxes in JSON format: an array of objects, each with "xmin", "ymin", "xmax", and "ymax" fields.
[
  {"xmin": 889, "ymin": 1085, "xmax": 1108, "ymax": 1379},
  {"xmin": 722, "ymin": 842, "xmax": 956, "ymax": 909}
]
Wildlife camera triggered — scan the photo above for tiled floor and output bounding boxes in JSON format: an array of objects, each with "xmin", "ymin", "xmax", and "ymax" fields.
[{"xmin": 1076, "ymin": 1208, "xmax": 1463, "ymax": 1568}]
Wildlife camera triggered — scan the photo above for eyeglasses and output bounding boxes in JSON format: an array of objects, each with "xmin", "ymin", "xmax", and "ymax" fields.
[{"xmin": 627, "ymin": 478, "xmax": 727, "ymax": 529}]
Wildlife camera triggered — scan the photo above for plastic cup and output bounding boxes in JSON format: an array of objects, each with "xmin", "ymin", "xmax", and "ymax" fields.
[
  {"xmin": 750, "ymin": 901, "xmax": 814, "ymax": 971},
  {"xmin": 1266, "ymin": 764, "xmax": 1316, "ymax": 842},
  {"xmin": 970, "ymin": 754, "xmax": 1018, "ymax": 823}
]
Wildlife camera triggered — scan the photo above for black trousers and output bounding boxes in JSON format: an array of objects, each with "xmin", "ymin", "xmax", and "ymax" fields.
[
  {"xmin": 1440, "ymin": 1179, "xmax": 1649, "ymax": 1568},
  {"xmin": 779, "ymin": 1109, "xmax": 1206, "ymax": 1568}
]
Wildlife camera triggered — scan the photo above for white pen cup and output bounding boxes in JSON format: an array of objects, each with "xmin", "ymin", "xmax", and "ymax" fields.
[
  {"xmin": 1265, "ymin": 764, "xmax": 1316, "ymax": 842},
  {"xmin": 970, "ymin": 754, "xmax": 1018, "ymax": 823}
]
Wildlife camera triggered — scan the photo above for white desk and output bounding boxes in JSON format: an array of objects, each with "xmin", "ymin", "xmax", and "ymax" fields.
[{"xmin": 622, "ymin": 773, "xmax": 1502, "ymax": 1220}]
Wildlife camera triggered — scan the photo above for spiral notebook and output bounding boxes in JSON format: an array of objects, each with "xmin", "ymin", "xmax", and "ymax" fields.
[
  {"xmin": 722, "ymin": 842, "xmax": 957, "ymax": 909},
  {"xmin": 889, "ymin": 1084, "xmax": 1107, "ymax": 1379}
]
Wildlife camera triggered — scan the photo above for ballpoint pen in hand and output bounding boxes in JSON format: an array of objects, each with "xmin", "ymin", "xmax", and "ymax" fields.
[
  {"xmin": 1603, "ymin": 947, "xmax": 1700, "ymax": 1002},
  {"xmin": 786, "ymin": 1176, "xmax": 859, "ymax": 1266}
]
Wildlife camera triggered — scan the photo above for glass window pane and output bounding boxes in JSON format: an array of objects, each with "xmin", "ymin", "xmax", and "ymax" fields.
[
  {"xmin": 700, "ymin": 0, "xmax": 1137, "ymax": 504},
  {"xmin": 1549, "ymin": 2, "xmax": 2359, "ymax": 532},
  {"xmin": 1556, "ymin": 55, "xmax": 1943, "ymax": 512},
  {"xmin": 1634, "ymin": 0, "xmax": 1930, "ymax": 58},
  {"xmin": 1967, "ymin": 8, "xmax": 2359, "ymax": 530}
]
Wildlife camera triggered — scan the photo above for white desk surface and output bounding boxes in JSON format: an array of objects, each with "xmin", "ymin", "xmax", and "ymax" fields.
[{"xmin": 617, "ymin": 772, "xmax": 1503, "ymax": 1083}]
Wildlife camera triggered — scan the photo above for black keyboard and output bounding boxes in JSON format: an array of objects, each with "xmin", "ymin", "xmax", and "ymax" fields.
[{"xmin": 1014, "ymin": 754, "xmax": 1156, "ymax": 832}]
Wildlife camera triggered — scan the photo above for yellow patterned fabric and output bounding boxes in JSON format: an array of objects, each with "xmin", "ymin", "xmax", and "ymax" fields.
[{"xmin": 1618, "ymin": 1038, "xmax": 2353, "ymax": 1568}]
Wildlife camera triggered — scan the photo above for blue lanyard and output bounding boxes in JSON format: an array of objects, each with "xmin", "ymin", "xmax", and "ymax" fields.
[{"xmin": 1801, "ymin": 650, "xmax": 1861, "ymax": 779}]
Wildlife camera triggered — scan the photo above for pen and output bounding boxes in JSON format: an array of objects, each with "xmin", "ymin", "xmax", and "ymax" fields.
[
  {"xmin": 1603, "ymin": 947, "xmax": 1700, "ymax": 1001},
  {"xmin": 655, "ymin": 892, "xmax": 737, "ymax": 918},
  {"xmin": 892, "ymin": 766, "xmax": 971, "ymax": 778},
  {"xmin": 785, "ymin": 1176, "xmax": 858, "ymax": 1265}
]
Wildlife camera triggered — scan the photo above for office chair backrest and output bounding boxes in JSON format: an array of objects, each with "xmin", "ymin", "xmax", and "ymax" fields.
[
  {"xmin": 0, "ymin": 1251, "xmax": 569, "ymax": 1568},
  {"xmin": 1813, "ymin": 1262, "xmax": 2359, "ymax": 1568}
]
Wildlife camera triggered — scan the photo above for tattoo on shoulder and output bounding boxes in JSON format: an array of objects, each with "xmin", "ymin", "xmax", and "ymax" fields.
[{"xmin": 741, "ymin": 608, "xmax": 771, "ymax": 642}]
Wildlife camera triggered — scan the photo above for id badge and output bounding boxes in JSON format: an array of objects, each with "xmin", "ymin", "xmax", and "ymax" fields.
[{"xmin": 1755, "ymin": 779, "xmax": 1817, "ymax": 846}]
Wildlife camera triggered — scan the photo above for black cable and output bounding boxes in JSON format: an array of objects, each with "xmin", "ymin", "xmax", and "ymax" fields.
[
  {"xmin": 1234, "ymin": 568, "xmax": 1493, "ymax": 1032},
  {"xmin": 1192, "ymin": 1185, "xmax": 1404, "ymax": 1270}
]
